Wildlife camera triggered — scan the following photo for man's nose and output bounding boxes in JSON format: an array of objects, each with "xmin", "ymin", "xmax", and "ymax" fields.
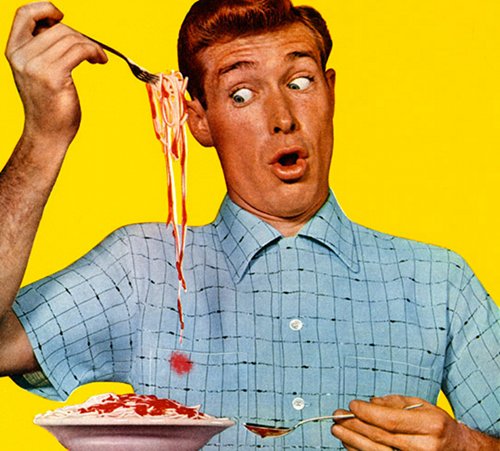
[{"xmin": 268, "ymin": 91, "xmax": 299, "ymax": 134}]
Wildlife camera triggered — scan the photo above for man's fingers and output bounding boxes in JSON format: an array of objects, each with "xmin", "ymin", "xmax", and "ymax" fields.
[
  {"xmin": 370, "ymin": 395, "xmax": 427, "ymax": 409},
  {"xmin": 35, "ymin": 29, "xmax": 107, "ymax": 66},
  {"xmin": 349, "ymin": 398, "xmax": 430, "ymax": 434},
  {"xmin": 334, "ymin": 398, "xmax": 467, "ymax": 450},
  {"xmin": 14, "ymin": 22, "xmax": 71, "ymax": 60},
  {"xmin": 57, "ymin": 41, "xmax": 107, "ymax": 72},
  {"xmin": 332, "ymin": 424, "xmax": 395, "ymax": 451},
  {"xmin": 10, "ymin": 24, "xmax": 107, "ymax": 78},
  {"xmin": 333, "ymin": 408, "xmax": 351, "ymax": 416},
  {"xmin": 333, "ymin": 408, "xmax": 398, "ymax": 450},
  {"xmin": 32, "ymin": 17, "xmax": 61, "ymax": 36},
  {"xmin": 6, "ymin": 2, "xmax": 63, "ymax": 54},
  {"xmin": 336, "ymin": 414, "xmax": 409, "ymax": 449},
  {"xmin": 16, "ymin": 41, "xmax": 105, "ymax": 99}
]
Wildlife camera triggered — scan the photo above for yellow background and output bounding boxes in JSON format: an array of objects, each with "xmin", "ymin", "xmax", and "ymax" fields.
[{"xmin": 1, "ymin": 0, "xmax": 499, "ymax": 449}]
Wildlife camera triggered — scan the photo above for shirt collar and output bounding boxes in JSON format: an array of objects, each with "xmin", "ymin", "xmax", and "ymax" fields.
[
  {"xmin": 298, "ymin": 191, "xmax": 359, "ymax": 273},
  {"xmin": 214, "ymin": 190, "xmax": 359, "ymax": 282}
]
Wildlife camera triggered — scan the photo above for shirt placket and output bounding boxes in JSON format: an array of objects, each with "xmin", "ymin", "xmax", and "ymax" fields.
[{"xmin": 277, "ymin": 236, "xmax": 309, "ymax": 421}]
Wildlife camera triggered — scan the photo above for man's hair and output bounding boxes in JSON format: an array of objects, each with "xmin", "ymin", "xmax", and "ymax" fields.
[{"xmin": 177, "ymin": 0, "xmax": 332, "ymax": 108}]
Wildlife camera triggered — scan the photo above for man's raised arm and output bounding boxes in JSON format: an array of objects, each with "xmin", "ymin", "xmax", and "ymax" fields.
[{"xmin": 0, "ymin": 2, "xmax": 107, "ymax": 375}]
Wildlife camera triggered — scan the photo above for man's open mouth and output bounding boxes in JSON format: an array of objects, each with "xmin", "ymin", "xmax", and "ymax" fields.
[
  {"xmin": 270, "ymin": 147, "xmax": 308, "ymax": 182},
  {"xmin": 278, "ymin": 153, "xmax": 299, "ymax": 166}
]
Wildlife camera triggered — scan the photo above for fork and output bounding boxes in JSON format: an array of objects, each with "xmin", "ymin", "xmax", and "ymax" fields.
[
  {"xmin": 33, "ymin": 19, "xmax": 159, "ymax": 84},
  {"xmin": 82, "ymin": 34, "xmax": 160, "ymax": 84}
]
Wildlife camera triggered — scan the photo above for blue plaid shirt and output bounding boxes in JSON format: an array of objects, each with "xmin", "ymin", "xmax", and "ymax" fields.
[{"xmin": 13, "ymin": 191, "xmax": 500, "ymax": 449}]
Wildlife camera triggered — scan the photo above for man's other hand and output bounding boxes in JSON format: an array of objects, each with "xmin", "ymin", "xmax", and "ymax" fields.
[
  {"xmin": 331, "ymin": 394, "xmax": 499, "ymax": 450},
  {"xmin": 5, "ymin": 2, "xmax": 107, "ymax": 146}
]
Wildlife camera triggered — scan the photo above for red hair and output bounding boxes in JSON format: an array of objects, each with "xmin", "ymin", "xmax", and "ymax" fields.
[{"xmin": 177, "ymin": 0, "xmax": 332, "ymax": 107}]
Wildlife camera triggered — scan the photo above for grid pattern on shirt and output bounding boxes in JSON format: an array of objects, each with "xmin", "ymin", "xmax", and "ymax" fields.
[
  {"xmin": 13, "ymin": 228, "xmax": 137, "ymax": 399},
  {"xmin": 13, "ymin": 192, "xmax": 500, "ymax": 449}
]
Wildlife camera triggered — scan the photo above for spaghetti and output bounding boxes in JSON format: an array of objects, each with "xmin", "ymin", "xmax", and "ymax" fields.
[
  {"xmin": 146, "ymin": 71, "xmax": 189, "ymax": 337},
  {"xmin": 35, "ymin": 393, "xmax": 213, "ymax": 420}
]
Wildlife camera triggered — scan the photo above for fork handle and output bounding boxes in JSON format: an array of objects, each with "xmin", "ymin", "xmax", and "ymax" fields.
[
  {"xmin": 296, "ymin": 403, "xmax": 423, "ymax": 428},
  {"xmin": 81, "ymin": 34, "xmax": 129, "ymax": 61}
]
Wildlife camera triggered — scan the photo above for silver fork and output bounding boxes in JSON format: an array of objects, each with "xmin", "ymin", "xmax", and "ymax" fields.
[
  {"xmin": 82, "ymin": 34, "xmax": 159, "ymax": 84},
  {"xmin": 33, "ymin": 19, "xmax": 159, "ymax": 84}
]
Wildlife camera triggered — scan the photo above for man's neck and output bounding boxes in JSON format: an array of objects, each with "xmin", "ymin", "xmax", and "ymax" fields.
[{"xmin": 227, "ymin": 190, "xmax": 329, "ymax": 237}]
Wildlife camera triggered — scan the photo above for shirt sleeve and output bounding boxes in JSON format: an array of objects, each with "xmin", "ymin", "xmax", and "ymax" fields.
[
  {"xmin": 442, "ymin": 255, "xmax": 500, "ymax": 437},
  {"xmin": 11, "ymin": 227, "xmax": 138, "ymax": 401}
]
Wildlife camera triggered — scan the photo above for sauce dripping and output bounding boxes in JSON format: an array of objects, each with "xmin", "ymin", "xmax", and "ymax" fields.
[{"xmin": 146, "ymin": 72, "xmax": 189, "ymax": 339}]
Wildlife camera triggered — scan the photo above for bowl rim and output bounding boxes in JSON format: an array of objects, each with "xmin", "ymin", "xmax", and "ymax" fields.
[{"xmin": 34, "ymin": 416, "xmax": 236, "ymax": 427}]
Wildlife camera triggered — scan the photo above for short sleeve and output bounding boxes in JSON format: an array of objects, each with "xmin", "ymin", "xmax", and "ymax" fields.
[
  {"xmin": 442, "ymin": 255, "xmax": 500, "ymax": 437},
  {"xmin": 12, "ymin": 227, "xmax": 138, "ymax": 401}
]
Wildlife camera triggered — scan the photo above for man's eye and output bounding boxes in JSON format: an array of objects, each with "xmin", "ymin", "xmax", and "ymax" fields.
[
  {"xmin": 288, "ymin": 76, "xmax": 313, "ymax": 91},
  {"xmin": 231, "ymin": 88, "xmax": 253, "ymax": 104}
]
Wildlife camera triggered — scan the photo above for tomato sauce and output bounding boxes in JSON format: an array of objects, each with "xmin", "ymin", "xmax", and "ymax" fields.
[
  {"xmin": 146, "ymin": 72, "xmax": 189, "ymax": 338},
  {"xmin": 76, "ymin": 393, "xmax": 205, "ymax": 419}
]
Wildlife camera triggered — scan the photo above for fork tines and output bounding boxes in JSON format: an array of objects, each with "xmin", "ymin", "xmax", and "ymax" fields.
[{"xmin": 130, "ymin": 62, "xmax": 160, "ymax": 84}]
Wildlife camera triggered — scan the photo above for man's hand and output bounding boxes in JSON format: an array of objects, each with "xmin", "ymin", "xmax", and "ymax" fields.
[
  {"xmin": 331, "ymin": 395, "xmax": 499, "ymax": 451},
  {"xmin": 5, "ymin": 1, "xmax": 107, "ymax": 147}
]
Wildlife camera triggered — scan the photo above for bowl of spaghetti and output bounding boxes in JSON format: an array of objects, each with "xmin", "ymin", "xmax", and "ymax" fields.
[{"xmin": 34, "ymin": 393, "xmax": 234, "ymax": 451}]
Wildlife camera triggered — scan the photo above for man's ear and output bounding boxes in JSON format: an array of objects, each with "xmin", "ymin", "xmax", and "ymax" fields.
[
  {"xmin": 325, "ymin": 68, "xmax": 336, "ymax": 108},
  {"xmin": 187, "ymin": 98, "xmax": 214, "ymax": 147}
]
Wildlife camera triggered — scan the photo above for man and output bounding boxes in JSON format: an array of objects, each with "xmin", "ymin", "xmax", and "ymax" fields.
[{"xmin": 0, "ymin": 0, "xmax": 498, "ymax": 449}]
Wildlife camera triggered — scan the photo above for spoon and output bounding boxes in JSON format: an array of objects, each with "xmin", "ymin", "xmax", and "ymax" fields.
[{"xmin": 244, "ymin": 403, "xmax": 423, "ymax": 438}]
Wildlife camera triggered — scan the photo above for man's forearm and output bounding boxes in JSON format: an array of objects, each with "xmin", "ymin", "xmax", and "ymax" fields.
[{"xmin": 0, "ymin": 133, "xmax": 68, "ymax": 319}]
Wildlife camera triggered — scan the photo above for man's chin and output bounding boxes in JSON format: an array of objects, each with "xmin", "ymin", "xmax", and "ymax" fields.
[
  {"xmin": 228, "ymin": 179, "xmax": 328, "ymax": 217},
  {"xmin": 267, "ymin": 184, "xmax": 328, "ymax": 217}
]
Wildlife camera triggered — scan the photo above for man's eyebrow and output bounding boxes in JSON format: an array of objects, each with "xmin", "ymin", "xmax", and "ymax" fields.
[
  {"xmin": 218, "ymin": 60, "xmax": 256, "ymax": 77},
  {"xmin": 217, "ymin": 50, "xmax": 318, "ymax": 78},
  {"xmin": 286, "ymin": 50, "xmax": 318, "ymax": 62}
]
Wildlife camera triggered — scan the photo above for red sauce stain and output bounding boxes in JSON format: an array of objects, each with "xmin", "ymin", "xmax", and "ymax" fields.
[{"xmin": 169, "ymin": 351, "xmax": 193, "ymax": 375}]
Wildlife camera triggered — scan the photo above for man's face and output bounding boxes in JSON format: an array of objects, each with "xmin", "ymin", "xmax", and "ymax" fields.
[{"xmin": 190, "ymin": 23, "xmax": 336, "ymax": 232}]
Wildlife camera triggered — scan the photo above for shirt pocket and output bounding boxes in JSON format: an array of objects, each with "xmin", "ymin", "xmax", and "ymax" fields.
[{"xmin": 340, "ymin": 356, "xmax": 440, "ymax": 409}]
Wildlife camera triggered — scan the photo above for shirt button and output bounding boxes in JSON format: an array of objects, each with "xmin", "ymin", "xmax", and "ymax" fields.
[
  {"xmin": 289, "ymin": 319, "xmax": 303, "ymax": 331},
  {"xmin": 292, "ymin": 397, "xmax": 305, "ymax": 410}
]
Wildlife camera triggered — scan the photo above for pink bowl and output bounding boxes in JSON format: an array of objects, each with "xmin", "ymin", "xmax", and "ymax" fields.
[{"xmin": 35, "ymin": 417, "xmax": 235, "ymax": 450}]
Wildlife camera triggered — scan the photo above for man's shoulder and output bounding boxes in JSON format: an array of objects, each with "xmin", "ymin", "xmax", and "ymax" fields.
[
  {"xmin": 112, "ymin": 221, "xmax": 218, "ymax": 250},
  {"xmin": 351, "ymin": 220, "xmax": 465, "ymax": 268}
]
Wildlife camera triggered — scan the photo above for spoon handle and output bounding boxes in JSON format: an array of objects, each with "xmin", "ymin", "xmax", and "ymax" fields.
[
  {"xmin": 296, "ymin": 403, "xmax": 423, "ymax": 428},
  {"xmin": 296, "ymin": 414, "xmax": 355, "ymax": 427}
]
